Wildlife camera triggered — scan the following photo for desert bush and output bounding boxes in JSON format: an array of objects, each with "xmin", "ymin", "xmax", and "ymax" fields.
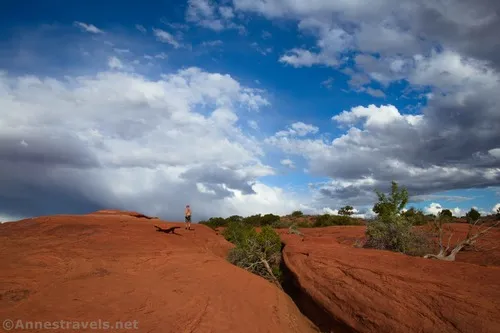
[
  {"xmin": 406, "ymin": 215, "xmax": 428, "ymax": 226},
  {"xmin": 403, "ymin": 207, "xmax": 427, "ymax": 226},
  {"xmin": 226, "ymin": 215, "xmax": 243, "ymax": 223},
  {"xmin": 439, "ymin": 209, "xmax": 453, "ymax": 219},
  {"xmin": 364, "ymin": 215, "xmax": 432, "ymax": 255},
  {"xmin": 402, "ymin": 207, "xmax": 417, "ymax": 218},
  {"xmin": 332, "ymin": 215, "xmax": 361, "ymax": 225},
  {"xmin": 291, "ymin": 210, "xmax": 304, "ymax": 217},
  {"xmin": 203, "ymin": 213, "xmax": 282, "ymax": 228},
  {"xmin": 240, "ymin": 214, "xmax": 262, "ymax": 226},
  {"xmin": 406, "ymin": 228, "xmax": 435, "ymax": 256},
  {"xmin": 260, "ymin": 213, "xmax": 281, "ymax": 226},
  {"xmin": 271, "ymin": 219, "xmax": 294, "ymax": 229},
  {"xmin": 297, "ymin": 220, "xmax": 312, "ymax": 228},
  {"xmin": 496, "ymin": 207, "xmax": 500, "ymax": 220},
  {"xmin": 198, "ymin": 220, "xmax": 212, "ymax": 228},
  {"xmin": 199, "ymin": 216, "xmax": 227, "ymax": 230},
  {"xmin": 313, "ymin": 214, "xmax": 332, "ymax": 227},
  {"xmin": 239, "ymin": 213, "xmax": 280, "ymax": 226},
  {"xmin": 222, "ymin": 220, "xmax": 255, "ymax": 244},
  {"xmin": 227, "ymin": 225, "xmax": 282, "ymax": 286},
  {"xmin": 364, "ymin": 181, "xmax": 432, "ymax": 256},
  {"xmin": 466, "ymin": 208, "xmax": 481, "ymax": 224},
  {"xmin": 313, "ymin": 214, "xmax": 360, "ymax": 227},
  {"xmin": 365, "ymin": 216, "xmax": 412, "ymax": 252}
]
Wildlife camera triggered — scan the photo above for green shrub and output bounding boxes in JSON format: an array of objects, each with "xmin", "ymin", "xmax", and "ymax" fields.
[
  {"xmin": 260, "ymin": 213, "xmax": 281, "ymax": 226},
  {"xmin": 227, "ymin": 225, "xmax": 282, "ymax": 285},
  {"xmin": 405, "ymin": 228, "xmax": 435, "ymax": 256},
  {"xmin": 332, "ymin": 215, "xmax": 361, "ymax": 225},
  {"xmin": 239, "ymin": 214, "xmax": 280, "ymax": 226},
  {"xmin": 313, "ymin": 214, "xmax": 331, "ymax": 227},
  {"xmin": 241, "ymin": 214, "xmax": 262, "ymax": 226},
  {"xmin": 313, "ymin": 214, "xmax": 360, "ymax": 227},
  {"xmin": 226, "ymin": 215, "xmax": 243, "ymax": 223},
  {"xmin": 198, "ymin": 220, "xmax": 212, "ymax": 229},
  {"xmin": 364, "ymin": 216, "xmax": 431, "ymax": 255},
  {"xmin": 439, "ymin": 209, "xmax": 453, "ymax": 219},
  {"xmin": 199, "ymin": 216, "xmax": 228, "ymax": 229},
  {"xmin": 365, "ymin": 216, "xmax": 410, "ymax": 252},
  {"xmin": 222, "ymin": 220, "xmax": 255, "ymax": 245},
  {"xmin": 291, "ymin": 210, "xmax": 304, "ymax": 217},
  {"xmin": 403, "ymin": 207, "xmax": 427, "ymax": 226},
  {"xmin": 297, "ymin": 220, "xmax": 311, "ymax": 228},
  {"xmin": 202, "ymin": 214, "xmax": 280, "ymax": 228},
  {"xmin": 271, "ymin": 219, "xmax": 294, "ymax": 229},
  {"xmin": 466, "ymin": 208, "xmax": 481, "ymax": 223},
  {"xmin": 373, "ymin": 181, "xmax": 408, "ymax": 219},
  {"xmin": 364, "ymin": 181, "xmax": 432, "ymax": 256}
]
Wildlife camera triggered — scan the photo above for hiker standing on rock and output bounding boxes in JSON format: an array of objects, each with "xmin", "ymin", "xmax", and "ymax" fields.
[{"xmin": 185, "ymin": 205, "xmax": 192, "ymax": 230}]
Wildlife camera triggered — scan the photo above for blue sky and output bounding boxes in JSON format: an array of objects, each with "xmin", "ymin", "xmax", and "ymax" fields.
[{"xmin": 0, "ymin": 0, "xmax": 499, "ymax": 221}]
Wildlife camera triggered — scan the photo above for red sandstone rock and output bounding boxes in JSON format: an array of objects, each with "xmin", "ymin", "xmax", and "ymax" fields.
[
  {"xmin": 89, "ymin": 209, "xmax": 157, "ymax": 219},
  {"xmin": 280, "ymin": 225, "xmax": 500, "ymax": 333},
  {"xmin": 0, "ymin": 213, "xmax": 318, "ymax": 333}
]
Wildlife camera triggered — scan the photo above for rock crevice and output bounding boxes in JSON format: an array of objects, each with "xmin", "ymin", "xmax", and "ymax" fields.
[{"xmin": 278, "ymin": 226, "xmax": 500, "ymax": 333}]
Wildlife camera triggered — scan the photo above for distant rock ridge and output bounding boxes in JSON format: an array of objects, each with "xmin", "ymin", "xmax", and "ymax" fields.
[{"xmin": 89, "ymin": 209, "xmax": 159, "ymax": 219}]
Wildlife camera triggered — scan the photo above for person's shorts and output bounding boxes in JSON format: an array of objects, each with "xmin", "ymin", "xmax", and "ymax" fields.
[{"xmin": 185, "ymin": 215, "xmax": 191, "ymax": 222}]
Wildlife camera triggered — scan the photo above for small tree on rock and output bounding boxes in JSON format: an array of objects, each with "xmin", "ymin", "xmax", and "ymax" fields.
[
  {"xmin": 365, "ymin": 181, "xmax": 430, "ymax": 255},
  {"xmin": 372, "ymin": 181, "xmax": 408, "ymax": 220},
  {"xmin": 338, "ymin": 205, "xmax": 354, "ymax": 216}
]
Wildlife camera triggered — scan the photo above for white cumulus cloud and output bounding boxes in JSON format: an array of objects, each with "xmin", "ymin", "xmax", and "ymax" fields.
[{"xmin": 0, "ymin": 63, "xmax": 300, "ymax": 221}]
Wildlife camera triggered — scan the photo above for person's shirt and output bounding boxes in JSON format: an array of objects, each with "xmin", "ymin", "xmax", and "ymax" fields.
[{"xmin": 185, "ymin": 208, "xmax": 191, "ymax": 216}]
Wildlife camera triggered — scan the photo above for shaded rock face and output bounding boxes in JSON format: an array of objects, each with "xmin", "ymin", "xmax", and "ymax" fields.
[
  {"xmin": 0, "ymin": 213, "xmax": 318, "ymax": 333},
  {"xmin": 279, "ymin": 226, "xmax": 500, "ymax": 333}
]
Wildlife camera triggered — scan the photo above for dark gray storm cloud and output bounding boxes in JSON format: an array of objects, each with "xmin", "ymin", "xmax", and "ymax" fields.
[
  {"xmin": 0, "ymin": 131, "xmax": 105, "ymax": 217},
  {"xmin": 0, "ymin": 161, "xmax": 106, "ymax": 218},
  {"xmin": 411, "ymin": 0, "xmax": 500, "ymax": 69},
  {"xmin": 0, "ymin": 132, "xmax": 100, "ymax": 167}
]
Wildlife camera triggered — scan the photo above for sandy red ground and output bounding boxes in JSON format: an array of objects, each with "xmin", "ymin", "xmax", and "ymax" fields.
[
  {"xmin": 0, "ymin": 211, "xmax": 318, "ymax": 333},
  {"xmin": 279, "ymin": 224, "xmax": 500, "ymax": 333}
]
